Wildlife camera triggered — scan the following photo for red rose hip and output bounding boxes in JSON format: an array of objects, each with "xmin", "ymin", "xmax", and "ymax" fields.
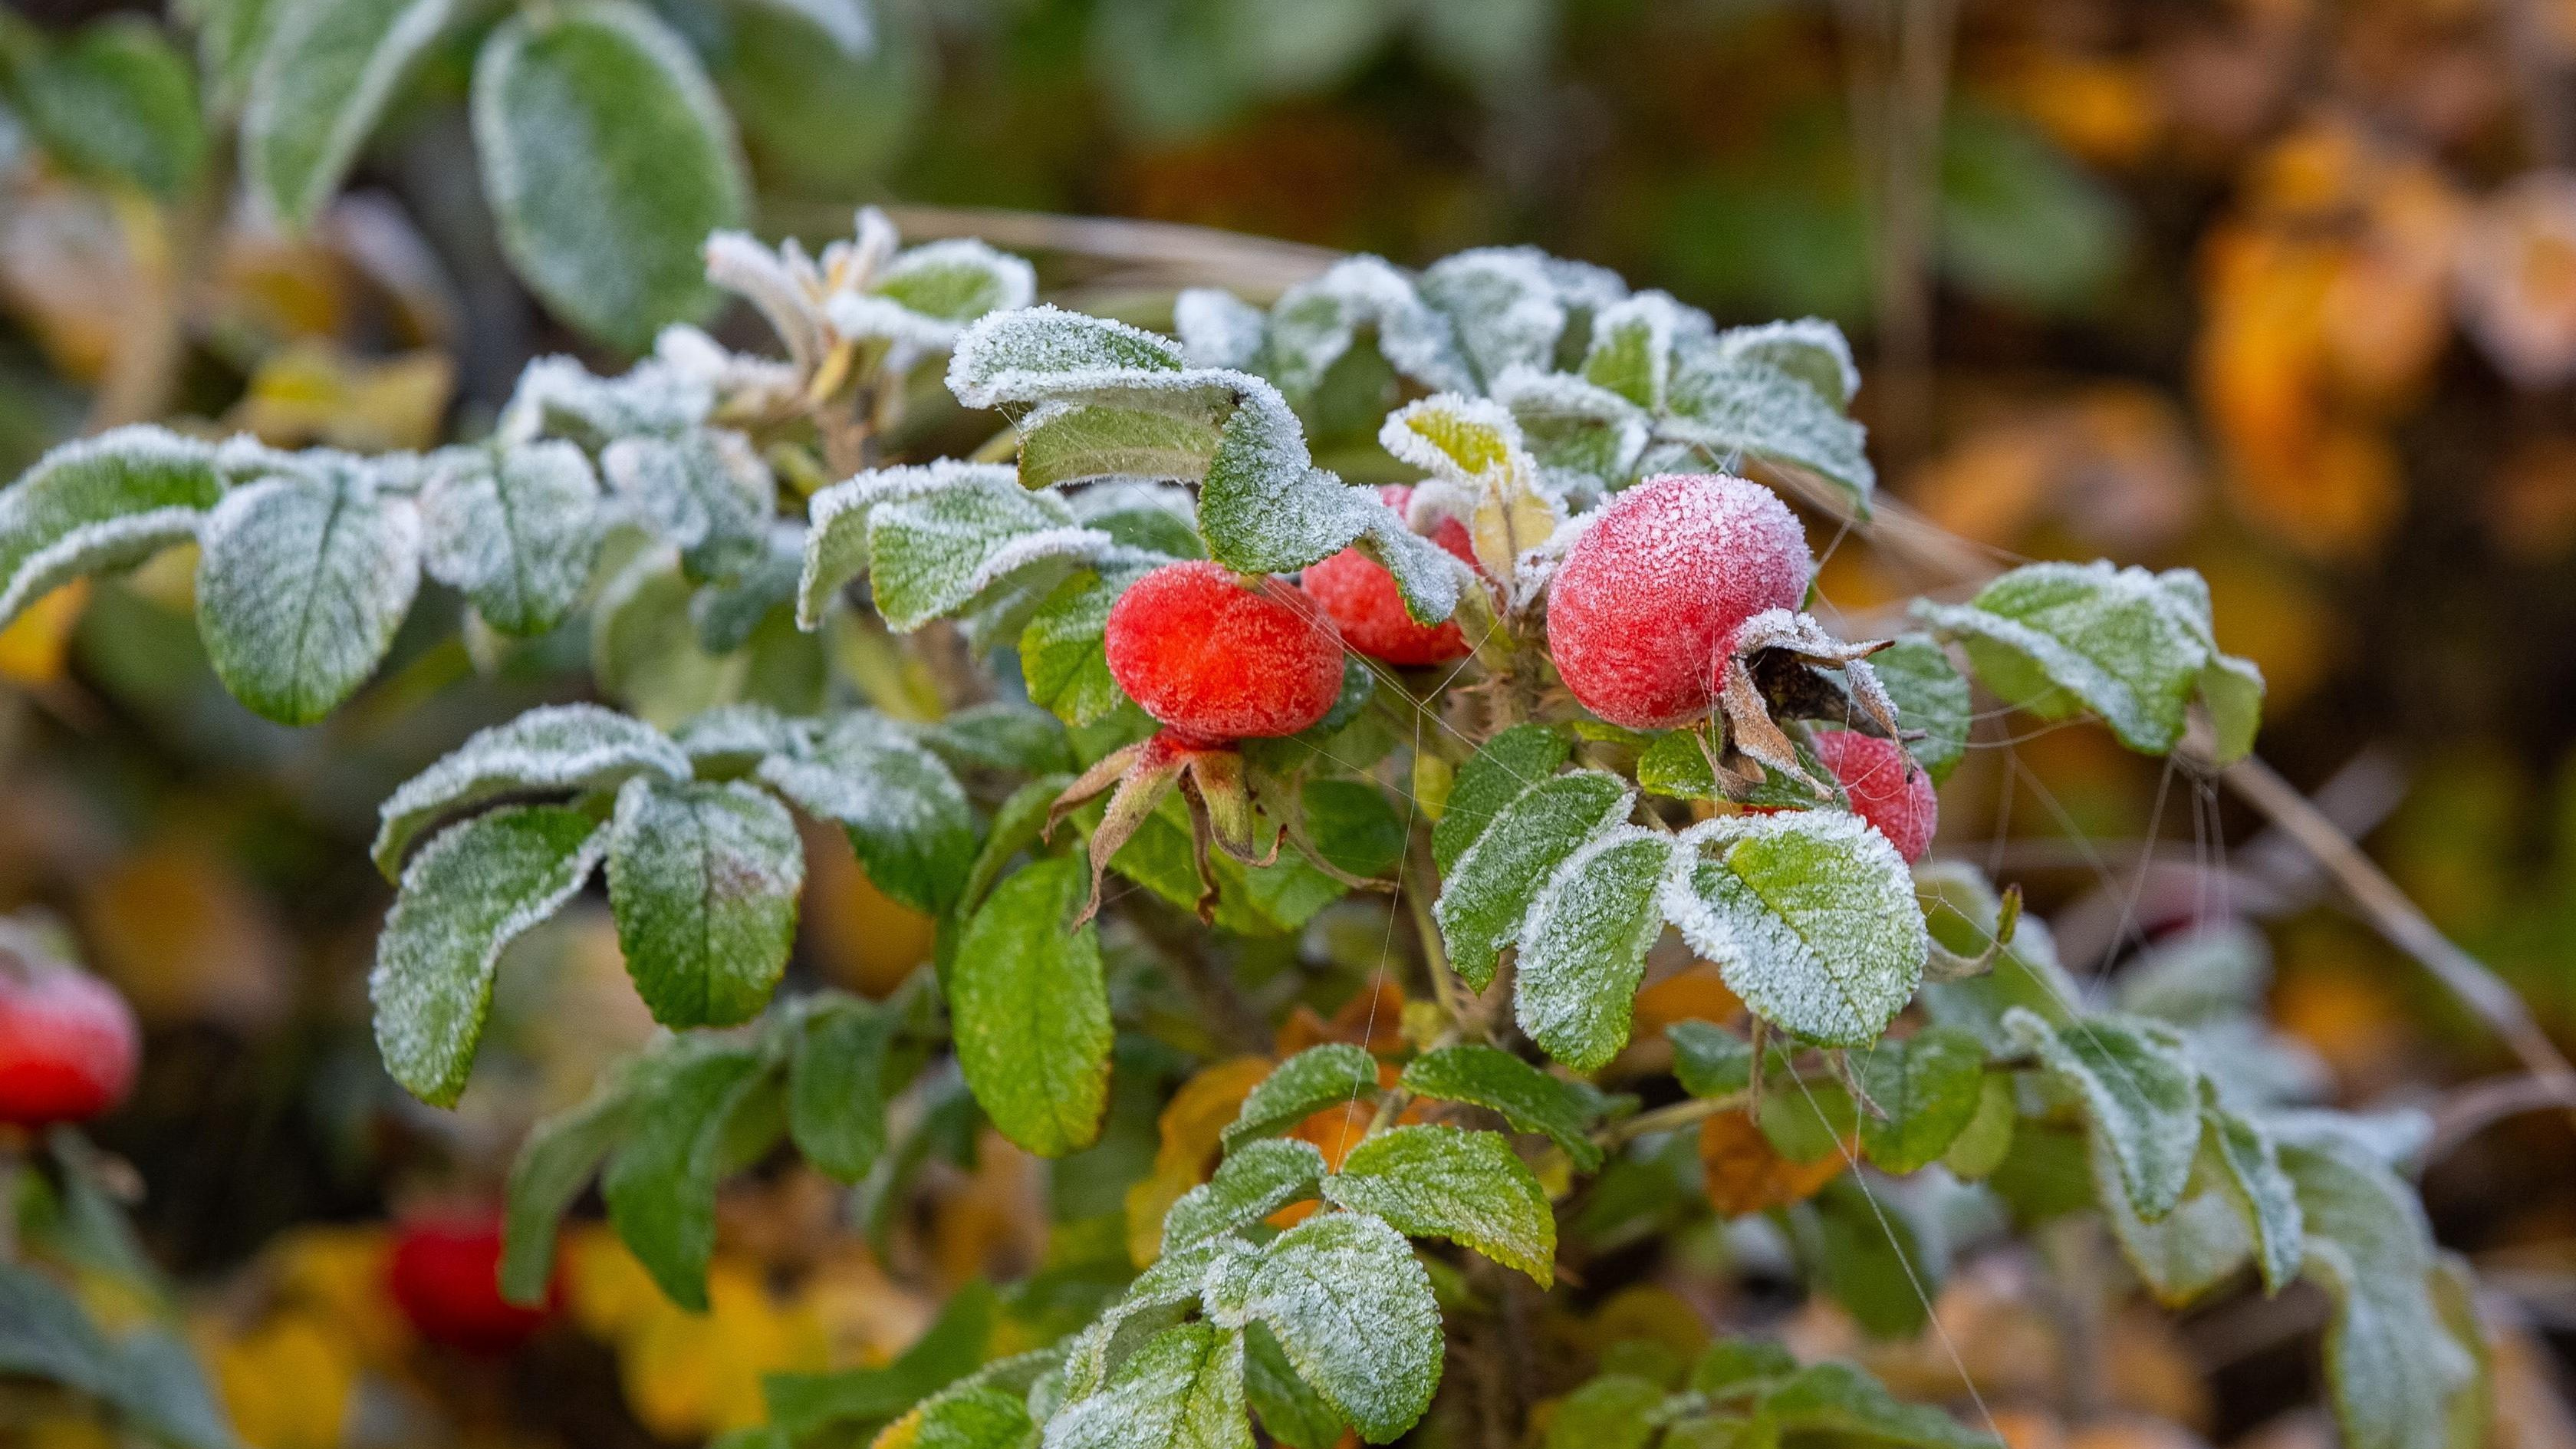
[
  {"xmin": 388, "ymin": 1214, "xmax": 554, "ymax": 1355},
  {"xmin": 1546, "ymin": 474, "xmax": 1812, "ymax": 729},
  {"xmin": 1301, "ymin": 487, "xmax": 1476, "ymax": 666},
  {"xmin": 0, "ymin": 962, "xmax": 139, "ymax": 1128},
  {"xmin": 1105, "ymin": 560, "xmax": 1346, "ymax": 743},
  {"xmin": 1810, "ymin": 728, "xmax": 1939, "ymax": 863}
]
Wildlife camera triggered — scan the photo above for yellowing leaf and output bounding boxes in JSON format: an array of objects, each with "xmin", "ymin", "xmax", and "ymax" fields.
[
  {"xmin": 204, "ymin": 1310, "xmax": 358, "ymax": 1449},
  {"xmin": 1127, "ymin": 1055, "xmax": 1275, "ymax": 1266},
  {"xmin": 1698, "ymin": 1110, "xmax": 1847, "ymax": 1217},
  {"xmin": 800, "ymin": 816, "xmax": 939, "ymax": 999},
  {"xmin": 0, "ymin": 578, "xmax": 90, "ymax": 685},
  {"xmin": 226, "ymin": 342, "xmax": 456, "ymax": 452}
]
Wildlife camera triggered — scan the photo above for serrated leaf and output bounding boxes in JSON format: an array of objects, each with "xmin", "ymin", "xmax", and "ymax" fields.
[
  {"xmin": 1377, "ymin": 394, "xmax": 1560, "ymax": 588},
  {"xmin": 1434, "ymin": 769, "xmax": 1630, "ymax": 991},
  {"xmin": 913, "ymin": 1387, "xmax": 1035, "ymax": 1449},
  {"xmin": 1242, "ymin": 1212, "xmax": 1442, "ymax": 1444},
  {"xmin": 1583, "ymin": 291, "xmax": 1703, "ymax": 410},
  {"xmin": 1242, "ymin": 1320, "xmax": 1344, "ymax": 1449},
  {"xmin": 1712, "ymin": 319, "xmax": 1860, "ymax": 410},
  {"xmin": 1045, "ymin": 1323, "xmax": 1249, "ymax": 1449},
  {"xmin": 194, "ymin": 463, "xmax": 422, "ymax": 725},
  {"xmin": 0, "ymin": 426, "xmax": 223, "ymax": 630},
  {"xmin": 1755, "ymin": 1361, "xmax": 1993, "ymax": 1449},
  {"xmin": 1430, "ymin": 723, "xmax": 1569, "ymax": 872},
  {"xmin": 601, "ymin": 1043, "xmax": 774, "ymax": 1309},
  {"xmin": 1223, "ymin": 1044, "xmax": 1380, "ymax": 1148},
  {"xmin": 1657, "ymin": 344, "xmax": 1875, "ymax": 512},
  {"xmin": 372, "ymin": 703, "xmax": 690, "ymax": 878},
  {"xmin": 757, "ymin": 710, "xmax": 979, "ymax": 914},
  {"xmin": 2005, "ymin": 1007, "xmax": 2200, "ymax": 1220},
  {"xmin": 1912, "ymin": 561, "xmax": 2262, "ymax": 760},
  {"xmin": 799, "ymin": 459, "xmax": 1111, "ymax": 631},
  {"xmin": 472, "ymin": 0, "xmax": 748, "ymax": 352},
  {"xmin": 1669, "ymin": 1020, "xmax": 1755, "ymax": 1098},
  {"xmin": 1851, "ymin": 1029, "xmax": 1987, "ymax": 1174},
  {"xmin": 1515, "ymin": 828, "xmax": 1684, "ymax": 1070},
  {"xmin": 1418, "ymin": 249, "xmax": 1568, "ymax": 387},
  {"xmin": 1868, "ymin": 636, "xmax": 1970, "ymax": 785},
  {"xmin": 949, "ymin": 857, "xmax": 1111, "ymax": 1158},
  {"xmin": 605, "ymin": 777, "xmax": 802, "ymax": 1027},
  {"xmin": 1492, "ymin": 370, "xmax": 1651, "ymax": 502},
  {"xmin": 1021, "ymin": 567, "xmax": 1143, "ymax": 726},
  {"xmin": 8, "ymin": 18, "xmax": 204, "ymax": 198},
  {"xmin": 1399, "ymin": 1045, "xmax": 1604, "ymax": 1171},
  {"xmin": 2093, "ymin": 1130, "xmax": 2253, "ymax": 1308},
  {"xmin": 1324, "ymin": 1125, "xmax": 1556, "ymax": 1284},
  {"xmin": 1163, "ymin": 1138, "xmax": 1327, "ymax": 1254},
  {"xmin": 369, "ymin": 805, "xmax": 607, "ymax": 1106},
  {"xmin": 789, "ymin": 996, "xmax": 895, "ymax": 1184},
  {"xmin": 502, "ymin": 1072, "xmax": 640, "ymax": 1303},
  {"xmin": 418, "ymin": 440, "xmax": 602, "ymax": 636},
  {"xmin": 1664, "ymin": 812, "xmax": 1928, "ymax": 1047},
  {"xmin": 244, "ymin": 0, "xmax": 455, "ymax": 226},
  {"xmin": 2204, "ymin": 1101, "xmax": 2302, "ymax": 1293},
  {"xmin": 1257, "ymin": 256, "xmax": 1476, "ymax": 400},
  {"xmin": 601, "ymin": 429, "xmax": 775, "ymax": 582}
]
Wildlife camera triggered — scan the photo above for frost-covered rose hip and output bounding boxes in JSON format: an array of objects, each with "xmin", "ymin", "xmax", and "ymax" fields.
[
  {"xmin": 1105, "ymin": 559, "xmax": 1345, "ymax": 743},
  {"xmin": 1546, "ymin": 473, "xmax": 1812, "ymax": 729},
  {"xmin": 388, "ymin": 1213, "xmax": 554, "ymax": 1355},
  {"xmin": 0, "ymin": 960, "xmax": 138, "ymax": 1128},
  {"xmin": 1301, "ymin": 486, "xmax": 1476, "ymax": 666},
  {"xmin": 1810, "ymin": 728, "xmax": 1938, "ymax": 863}
]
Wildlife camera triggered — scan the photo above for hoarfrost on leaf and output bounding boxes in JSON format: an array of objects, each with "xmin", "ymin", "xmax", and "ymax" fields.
[
  {"xmin": 1173, "ymin": 288, "xmax": 1270, "ymax": 372},
  {"xmin": 0, "ymin": 424, "xmax": 225, "ymax": 628},
  {"xmin": 1242, "ymin": 1211, "xmax": 1443, "ymax": 1444},
  {"xmin": 1433, "ymin": 769, "xmax": 1633, "ymax": 992},
  {"xmin": 2005, "ymin": 1006, "xmax": 2203, "ymax": 1220},
  {"xmin": 371, "ymin": 703, "xmax": 690, "ymax": 878},
  {"xmin": 417, "ymin": 439, "xmax": 603, "ymax": 637},
  {"xmin": 1044, "ymin": 1323, "xmax": 1250, "ymax": 1449},
  {"xmin": 604, "ymin": 776, "xmax": 804, "ymax": 1028},
  {"xmin": 498, "ymin": 353, "xmax": 712, "ymax": 448},
  {"xmin": 1512, "ymin": 827, "xmax": 1686, "ymax": 1070},
  {"xmin": 1324, "ymin": 1125, "xmax": 1558, "ymax": 1284},
  {"xmin": 1397, "ymin": 1045, "xmax": 1606, "ymax": 1171},
  {"xmin": 755, "ymin": 710, "xmax": 978, "ymax": 914},
  {"xmin": 195, "ymin": 460, "xmax": 423, "ymax": 726},
  {"xmin": 1223, "ymin": 1044, "xmax": 1380, "ymax": 1148},
  {"xmin": 1162, "ymin": 1138, "xmax": 1328, "ymax": 1257}
]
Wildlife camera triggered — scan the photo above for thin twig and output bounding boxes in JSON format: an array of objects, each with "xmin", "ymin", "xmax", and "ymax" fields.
[{"xmin": 1592, "ymin": 1090, "xmax": 1749, "ymax": 1149}]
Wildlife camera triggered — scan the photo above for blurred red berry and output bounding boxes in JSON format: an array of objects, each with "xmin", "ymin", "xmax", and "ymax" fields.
[
  {"xmin": 1302, "ymin": 486, "xmax": 1478, "ymax": 665},
  {"xmin": 387, "ymin": 1215, "xmax": 554, "ymax": 1355},
  {"xmin": 1105, "ymin": 559, "xmax": 1346, "ymax": 744},
  {"xmin": 0, "ymin": 963, "xmax": 138, "ymax": 1128}
]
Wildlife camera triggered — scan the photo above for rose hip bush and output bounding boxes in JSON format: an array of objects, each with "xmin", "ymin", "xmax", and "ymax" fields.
[{"xmin": 0, "ymin": 217, "xmax": 2483, "ymax": 1449}]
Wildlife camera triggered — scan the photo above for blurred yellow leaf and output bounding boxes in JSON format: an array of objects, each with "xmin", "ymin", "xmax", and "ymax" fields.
[
  {"xmin": 77, "ymin": 836, "xmax": 291, "ymax": 1030},
  {"xmin": 566, "ymin": 1230, "xmax": 828, "ymax": 1440},
  {"xmin": 1910, "ymin": 387, "xmax": 2200, "ymax": 555},
  {"xmin": 1126, "ymin": 1055, "xmax": 1273, "ymax": 1266},
  {"xmin": 226, "ymin": 342, "xmax": 455, "ymax": 453},
  {"xmin": 204, "ymin": 1310, "xmax": 358, "ymax": 1449},
  {"xmin": 1697, "ymin": 1110, "xmax": 1846, "ymax": 1217},
  {"xmin": 264, "ymin": 1224, "xmax": 405, "ymax": 1367},
  {"xmin": 801, "ymin": 818, "xmax": 939, "ymax": 999},
  {"xmin": 0, "ymin": 578, "xmax": 90, "ymax": 686}
]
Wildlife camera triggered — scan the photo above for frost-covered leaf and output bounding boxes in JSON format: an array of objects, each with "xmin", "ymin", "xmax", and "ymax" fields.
[
  {"xmin": 370, "ymin": 805, "xmax": 608, "ymax": 1106},
  {"xmin": 1324, "ymin": 1125, "xmax": 1556, "ymax": 1284},
  {"xmin": 373, "ymin": 703, "xmax": 690, "ymax": 878},
  {"xmin": 1045, "ymin": 1323, "xmax": 1249, "ymax": 1449},
  {"xmin": 1223, "ymin": 1044, "xmax": 1379, "ymax": 1148},
  {"xmin": 756, "ymin": 710, "xmax": 977, "ymax": 914},
  {"xmin": 1018, "ymin": 403, "xmax": 1223, "ymax": 492},
  {"xmin": 1657, "ymin": 346, "xmax": 1875, "ymax": 512},
  {"xmin": 195, "ymin": 461, "xmax": 422, "ymax": 725},
  {"xmin": 1418, "ymin": 248, "xmax": 1568, "ymax": 387},
  {"xmin": 798, "ymin": 459, "xmax": 1114, "ymax": 631},
  {"xmin": 949, "ymin": 857, "xmax": 1111, "ymax": 1158},
  {"xmin": 912, "ymin": 1387, "xmax": 1036, "ymax": 1449},
  {"xmin": 2206, "ymin": 1102, "xmax": 2303, "ymax": 1293},
  {"xmin": 600, "ymin": 1042, "xmax": 774, "ymax": 1309},
  {"xmin": 2094, "ymin": 1130, "xmax": 2254, "ymax": 1308},
  {"xmin": 1060, "ymin": 1237, "xmax": 1238, "ymax": 1403},
  {"xmin": 472, "ymin": 0, "xmax": 748, "ymax": 352},
  {"xmin": 1914, "ymin": 861, "xmax": 2082, "ymax": 1049},
  {"xmin": 1260, "ymin": 256, "xmax": 1475, "ymax": 400},
  {"xmin": 501, "ymin": 1072, "xmax": 640, "ymax": 1302},
  {"xmin": 1491, "ymin": 370, "xmax": 1650, "ymax": 502},
  {"xmin": 1868, "ymin": 635, "xmax": 1971, "ymax": 785},
  {"xmin": 1430, "ymin": 723, "xmax": 1569, "ymax": 871},
  {"xmin": 501, "ymin": 354, "xmax": 712, "ymax": 446},
  {"xmin": 1851, "ymin": 1028, "xmax": 1987, "ymax": 1173},
  {"xmin": 915, "ymin": 701, "xmax": 1074, "ymax": 777},
  {"xmin": 2281, "ymin": 1135, "xmax": 2480, "ymax": 1449},
  {"xmin": 602, "ymin": 429, "xmax": 775, "ymax": 579},
  {"xmin": 1379, "ymin": 394, "xmax": 1560, "ymax": 589},
  {"xmin": 1067, "ymin": 479, "xmax": 1203, "ymax": 558},
  {"xmin": 1711, "ymin": 319, "xmax": 1860, "ymax": 410},
  {"xmin": 1514, "ymin": 828, "xmax": 1684, "ymax": 1070},
  {"xmin": 831, "ymin": 239, "xmax": 1038, "ymax": 366},
  {"xmin": 245, "ymin": 0, "xmax": 456, "ymax": 226},
  {"xmin": 1434, "ymin": 769, "xmax": 1630, "ymax": 992},
  {"xmin": 1663, "ymin": 812, "xmax": 1929, "ymax": 1047},
  {"xmin": 1399, "ymin": 1044, "xmax": 1605, "ymax": 1171},
  {"xmin": 1021, "ymin": 567, "xmax": 1144, "ymax": 726},
  {"xmin": 1242, "ymin": 1212, "xmax": 1442, "ymax": 1444},
  {"xmin": 0, "ymin": 426, "xmax": 223, "ymax": 630},
  {"xmin": 1913, "ymin": 562, "xmax": 2262, "ymax": 761},
  {"xmin": 418, "ymin": 440, "xmax": 602, "ymax": 636},
  {"xmin": 1755, "ymin": 1361, "xmax": 1993, "ymax": 1449},
  {"xmin": 1582, "ymin": 291, "xmax": 1707, "ymax": 411},
  {"xmin": 2005, "ymin": 1007, "xmax": 2201, "ymax": 1220},
  {"xmin": 1243, "ymin": 1322, "xmax": 1344, "ymax": 1449},
  {"xmin": 606, "ymin": 776, "xmax": 801, "ymax": 1027},
  {"xmin": 2115, "ymin": 924, "xmax": 2271, "ymax": 1026},
  {"xmin": 1163, "ymin": 1138, "xmax": 1327, "ymax": 1255},
  {"xmin": 1173, "ymin": 288, "xmax": 1270, "ymax": 373},
  {"xmin": 788, "ymin": 996, "xmax": 896, "ymax": 1184},
  {"xmin": 1669, "ymin": 1020, "xmax": 1756, "ymax": 1098}
]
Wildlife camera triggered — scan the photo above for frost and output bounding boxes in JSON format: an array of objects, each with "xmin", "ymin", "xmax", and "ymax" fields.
[
  {"xmin": 1582, "ymin": 291, "xmax": 1711, "ymax": 410},
  {"xmin": 600, "ymin": 427, "xmax": 775, "ymax": 578},
  {"xmin": 797, "ymin": 459, "xmax": 1123, "ymax": 632},
  {"xmin": 1222, "ymin": 1044, "xmax": 1380, "ymax": 1148},
  {"xmin": 500, "ymin": 353, "xmax": 712, "ymax": 448},
  {"xmin": 1662, "ymin": 811, "xmax": 1928, "ymax": 1046},
  {"xmin": 195, "ymin": 463, "xmax": 423, "ymax": 726},
  {"xmin": 756, "ymin": 710, "xmax": 977, "ymax": 913},
  {"xmin": 0, "ymin": 424, "xmax": 225, "ymax": 627},
  {"xmin": 245, "ymin": 0, "xmax": 459, "ymax": 228},
  {"xmin": 1433, "ymin": 769, "xmax": 1631, "ymax": 991},
  {"xmin": 372, "ymin": 702, "xmax": 691, "ymax": 878},
  {"xmin": 1062, "ymin": 1236, "xmax": 1246, "ymax": 1403},
  {"xmin": 1323, "ymin": 1125, "xmax": 1557, "ymax": 1285},
  {"xmin": 1657, "ymin": 344, "xmax": 1877, "ymax": 511},
  {"xmin": 1045, "ymin": 1323, "xmax": 1249, "ymax": 1449},
  {"xmin": 1263, "ymin": 256, "xmax": 1474, "ymax": 398},
  {"xmin": 949, "ymin": 305, "xmax": 1194, "ymax": 407},
  {"xmin": 1067, "ymin": 479, "xmax": 1202, "ymax": 555},
  {"xmin": 2005, "ymin": 1006, "xmax": 2203, "ymax": 1220},
  {"xmin": 2115, "ymin": 924, "xmax": 2272, "ymax": 1026},
  {"xmin": 830, "ymin": 237, "xmax": 1037, "ymax": 371},
  {"xmin": 1377, "ymin": 393, "xmax": 1561, "ymax": 596},
  {"xmin": 1512, "ymin": 827, "xmax": 1687, "ymax": 1071},
  {"xmin": 605, "ymin": 776, "xmax": 802, "ymax": 1028},
  {"xmin": 1173, "ymin": 288, "xmax": 1269, "ymax": 371},
  {"xmin": 1397, "ymin": 1045, "xmax": 1606, "ymax": 1171},
  {"xmin": 417, "ymin": 439, "xmax": 603, "ymax": 637},
  {"xmin": 1711, "ymin": 317, "xmax": 1861, "ymax": 409},
  {"xmin": 1242, "ymin": 1212, "xmax": 1442, "ymax": 1444},
  {"xmin": 1430, "ymin": 723, "xmax": 1571, "ymax": 872},
  {"xmin": 1419, "ymin": 248, "xmax": 1573, "ymax": 386},
  {"xmin": 652, "ymin": 324, "xmax": 802, "ymax": 417},
  {"xmin": 2206, "ymin": 1102, "xmax": 2305, "ymax": 1293},
  {"xmin": 370, "ymin": 805, "xmax": 608, "ymax": 1106},
  {"xmin": 1162, "ymin": 1138, "xmax": 1328, "ymax": 1256}
]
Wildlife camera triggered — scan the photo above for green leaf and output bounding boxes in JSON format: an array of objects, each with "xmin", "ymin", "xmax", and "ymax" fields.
[
  {"xmin": 2113, "ymin": 924, "xmax": 2271, "ymax": 1026},
  {"xmin": 1399, "ymin": 1045, "xmax": 1605, "ymax": 1171},
  {"xmin": 1048, "ymin": 1323, "xmax": 1250, "ymax": 1449},
  {"xmin": 798, "ymin": 460, "xmax": 1110, "ymax": 631},
  {"xmin": 591, "ymin": 549, "xmax": 739, "ymax": 727},
  {"xmin": 472, "ymin": 0, "xmax": 748, "ymax": 352},
  {"xmin": 1515, "ymin": 828, "xmax": 1685, "ymax": 1070},
  {"xmin": 914, "ymin": 702, "xmax": 1074, "ymax": 778},
  {"xmin": 1163, "ymin": 1138, "xmax": 1328, "ymax": 1255},
  {"xmin": 1668, "ymin": 1020, "xmax": 1755, "ymax": 1098},
  {"xmin": 502, "ymin": 1072, "xmax": 641, "ymax": 1304},
  {"xmin": 764, "ymin": 1283, "xmax": 999, "ymax": 1435},
  {"xmin": 371, "ymin": 703, "xmax": 689, "ymax": 878},
  {"xmin": 1757, "ymin": 1361, "xmax": 1993, "ymax": 1449},
  {"xmin": 6, "ymin": 18, "xmax": 205, "ymax": 198},
  {"xmin": 2093, "ymin": 1130, "xmax": 2254, "ymax": 1309},
  {"xmin": 1022, "ymin": 566, "xmax": 1143, "ymax": 726},
  {"xmin": 110, "ymin": 1328, "xmax": 236, "ymax": 1449},
  {"xmin": 1913, "ymin": 561, "xmax": 2261, "ymax": 760},
  {"xmin": 912, "ymin": 1387, "xmax": 1036, "ymax": 1449},
  {"xmin": 1940, "ymin": 1073, "xmax": 2016, "ymax": 1181},
  {"xmin": 243, "ymin": 0, "xmax": 454, "ymax": 225},
  {"xmin": 602, "ymin": 429, "xmax": 775, "ymax": 581},
  {"xmin": 1223, "ymin": 1044, "xmax": 1379, "ymax": 1148},
  {"xmin": 1546, "ymin": 1375, "xmax": 1668, "ymax": 1449},
  {"xmin": 1868, "ymin": 636, "xmax": 1971, "ymax": 785},
  {"xmin": 605, "ymin": 777, "xmax": 802, "ymax": 1028},
  {"xmin": 948, "ymin": 857, "xmax": 1111, "ymax": 1157},
  {"xmin": 601, "ymin": 1043, "xmax": 775, "ymax": 1310},
  {"xmin": 1433, "ymin": 769, "xmax": 1630, "ymax": 991},
  {"xmin": 196, "ymin": 463, "xmax": 422, "ymax": 725},
  {"xmin": 1018, "ymin": 403, "xmax": 1224, "ymax": 492},
  {"xmin": 1914, "ymin": 861, "xmax": 2081, "ymax": 1048},
  {"xmin": 789, "ymin": 996, "xmax": 895, "ymax": 1184},
  {"xmin": 1712, "ymin": 319, "xmax": 1860, "ymax": 410},
  {"xmin": 2204, "ymin": 1102, "xmax": 2303, "ymax": 1293},
  {"xmin": 1851, "ymin": 1029, "xmax": 1987, "ymax": 1174},
  {"xmin": 369, "ymin": 805, "xmax": 608, "ymax": 1107},
  {"xmin": 854, "ymin": 239, "xmax": 1035, "ymax": 335},
  {"xmin": 757, "ymin": 711, "xmax": 979, "ymax": 914},
  {"xmin": 418, "ymin": 440, "xmax": 603, "ymax": 637},
  {"xmin": 1242, "ymin": 1212, "xmax": 1443, "ymax": 1444},
  {"xmin": 1243, "ymin": 1320, "xmax": 1346, "ymax": 1449},
  {"xmin": 1637, "ymin": 726, "xmax": 1722, "ymax": 801},
  {"xmin": 0, "ymin": 1259, "xmax": 123, "ymax": 1398},
  {"xmin": 0, "ymin": 426, "xmax": 223, "ymax": 630},
  {"xmin": 1301, "ymin": 779, "xmax": 1406, "ymax": 881},
  {"xmin": 1429, "ymin": 726, "xmax": 1570, "ymax": 873},
  {"xmin": 1691, "ymin": 1338, "xmax": 1798, "ymax": 1395},
  {"xmin": 1666, "ymin": 812, "xmax": 1929, "ymax": 1046},
  {"xmin": 2005, "ymin": 1007, "xmax": 2200, "ymax": 1220},
  {"xmin": 1324, "ymin": 1125, "xmax": 1557, "ymax": 1285},
  {"xmin": 1658, "ymin": 346, "xmax": 1874, "ymax": 512}
]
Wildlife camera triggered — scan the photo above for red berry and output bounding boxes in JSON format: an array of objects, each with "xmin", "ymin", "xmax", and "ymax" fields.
[
  {"xmin": 1545, "ymin": 474, "xmax": 1812, "ymax": 729},
  {"xmin": 388, "ymin": 1214, "xmax": 554, "ymax": 1355},
  {"xmin": 0, "ymin": 963, "xmax": 138, "ymax": 1128},
  {"xmin": 1810, "ymin": 728, "xmax": 1939, "ymax": 863},
  {"xmin": 1105, "ymin": 560, "xmax": 1346, "ymax": 743},
  {"xmin": 1301, "ymin": 487, "xmax": 1477, "ymax": 666}
]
